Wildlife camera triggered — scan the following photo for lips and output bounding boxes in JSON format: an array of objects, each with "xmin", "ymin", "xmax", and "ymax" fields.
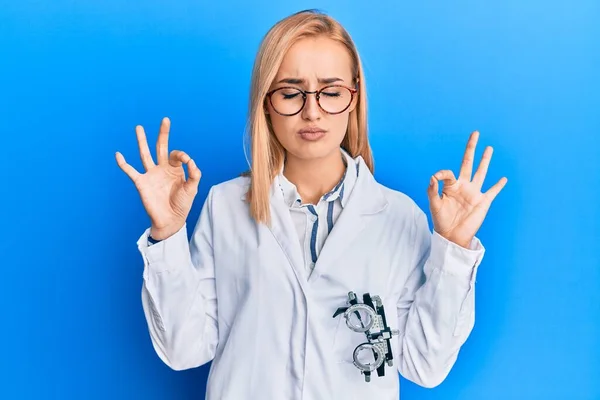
[
  {"xmin": 298, "ymin": 127, "xmax": 327, "ymax": 141},
  {"xmin": 298, "ymin": 127, "xmax": 326, "ymax": 134}
]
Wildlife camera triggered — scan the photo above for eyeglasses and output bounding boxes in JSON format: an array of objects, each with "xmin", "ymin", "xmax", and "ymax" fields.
[{"xmin": 266, "ymin": 85, "xmax": 358, "ymax": 116}]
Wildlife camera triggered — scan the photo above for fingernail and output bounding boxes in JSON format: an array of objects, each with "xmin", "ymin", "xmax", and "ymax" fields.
[{"xmin": 430, "ymin": 176, "xmax": 435, "ymax": 186}]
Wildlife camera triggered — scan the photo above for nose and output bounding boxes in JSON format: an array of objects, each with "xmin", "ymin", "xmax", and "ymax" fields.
[{"xmin": 301, "ymin": 91, "xmax": 322, "ymax": 121}]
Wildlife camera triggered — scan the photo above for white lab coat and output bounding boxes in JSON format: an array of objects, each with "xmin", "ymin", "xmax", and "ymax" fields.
[{"xmin": 137, "ymin": 155, "xmax": 485, "ymax": 400}]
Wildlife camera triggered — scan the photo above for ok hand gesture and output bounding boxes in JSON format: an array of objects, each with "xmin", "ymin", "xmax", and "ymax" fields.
[
  {"xmin": 116, "ymin": 117, "xmax": 201, "ymax": 240},
  {"xmin": 427, "ymin": 131, "xmax": 508, "ymax": 248}
]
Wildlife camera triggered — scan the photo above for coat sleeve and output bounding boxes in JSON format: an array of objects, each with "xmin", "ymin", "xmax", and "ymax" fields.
[
  {"xmin": 395, "ymin": 205, "xmax": 485, "ymax": 388},
  {"xmin": 136, "ymin": 187, "xmax": 218, "ymax": 371}
]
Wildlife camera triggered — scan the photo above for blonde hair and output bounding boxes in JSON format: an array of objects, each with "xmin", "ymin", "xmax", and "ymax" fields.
[{"xmin": 243, "ymin": 9, "xmax": 373, "ymax": 225}]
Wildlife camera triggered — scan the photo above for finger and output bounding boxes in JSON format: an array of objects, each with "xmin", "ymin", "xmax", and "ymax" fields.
[
  {"xmin": 459, "ymin": 130, "xmax": 479, "ymax": 181},
  {"xmin": 156, "ymin": 117, "xmax": 170, "ymax": 165},
  {"xmin": 472, "ymin": 146, "xmax": 493, "ymax": 188},
  {"xmin": 136, "ymin": 125, "xmax": 155, "ymax": 171},
  {"xmin": 427, "ymin": 175, "xmax": 443, "ymax": 212},
  {"xmin": 483, "ymin": 177, "xmax": 508, "ymax": 202},
  {"xmin": 433, "ymin": 169, "xmax": 457, "ymax": 184},
  {"xmin": 169, "ymin": 149, "xmax": 191, "ymax": 168},
  {"xmin": 169, "ymin": 150, "xmax": 202, "ymax": 192},
  {"xmin": 115, "ymin": 152, "xmax": 141, "ymax": 182}
]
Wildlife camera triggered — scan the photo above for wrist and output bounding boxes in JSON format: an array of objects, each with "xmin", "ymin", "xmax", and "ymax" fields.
[
  {"xmin": 147, "ymin": 234, "xmax": 162, "ymax": 244},
  {"xmin": 447, "ymin": 236, "xmax": 472, "ymax": 249},
  {"xmin": 150, "ymin": 224, "xmax": 183, "ymax": 241},
  {"xmin": 434, "ymin": 229, "xmax": 472, "ymax": 249}
]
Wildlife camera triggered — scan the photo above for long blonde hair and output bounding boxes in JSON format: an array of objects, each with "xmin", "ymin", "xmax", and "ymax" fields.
[{"xmin": 243, "ymin": 9, "xmax": 373, "ymax": 225}]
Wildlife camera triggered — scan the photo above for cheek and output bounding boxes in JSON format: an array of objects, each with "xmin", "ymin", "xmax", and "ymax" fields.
[
  {"xmin": 330, "ymin": 113, "xmax": 351, "ymax": 138},
  {"xmin": 269, "ymin": 114, "xmax": 296, "ymax": 143}
]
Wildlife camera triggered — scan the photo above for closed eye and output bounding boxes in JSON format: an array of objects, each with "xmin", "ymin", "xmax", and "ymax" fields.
[{"xmin": 282, "ymin": 92, "xmax": 301, "ymax": 100}]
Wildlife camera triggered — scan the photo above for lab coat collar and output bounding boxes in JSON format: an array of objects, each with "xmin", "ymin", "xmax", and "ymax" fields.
[
  {"xmin": 276, "ymin": 147, "xmax": 357, "ymax": 209},
  {"xmin": 268, "ymin": 154, "xmax": 388, "ymax": 284}
]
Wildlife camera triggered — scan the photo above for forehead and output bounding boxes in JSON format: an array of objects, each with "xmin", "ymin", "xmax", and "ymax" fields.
[{"xmin": 275, "ymin": 36, "xmax": 354, "ymax": 83}]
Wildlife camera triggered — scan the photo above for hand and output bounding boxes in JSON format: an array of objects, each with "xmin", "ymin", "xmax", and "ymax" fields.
[
  {"xmin": 115, "ymin": 117, "xmax": 202, "ymax": 240},
  {"xmin": 427, "ymin": 131, "xmax": 507, "ymax": 248}
]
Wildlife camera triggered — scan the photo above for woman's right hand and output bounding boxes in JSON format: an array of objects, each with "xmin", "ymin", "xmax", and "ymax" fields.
[{"xmin": 115, "ymin": 117, "xmax": 202, "ymax": 240}]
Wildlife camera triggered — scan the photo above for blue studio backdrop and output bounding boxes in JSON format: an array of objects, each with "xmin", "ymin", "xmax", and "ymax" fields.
[{"xmin": 1, "ymin": 1, "xmax": 598, "ymax": 399}]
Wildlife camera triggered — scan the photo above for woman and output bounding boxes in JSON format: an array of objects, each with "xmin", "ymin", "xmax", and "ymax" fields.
[{"xmin": 116, "ymin": 9, "xmax": 507, "ymax": 400}]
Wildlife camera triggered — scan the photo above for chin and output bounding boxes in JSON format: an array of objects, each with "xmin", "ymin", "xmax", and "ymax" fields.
[{"xmin": 287, "ymin": 141, "xmax": 340, "ymax": 161}]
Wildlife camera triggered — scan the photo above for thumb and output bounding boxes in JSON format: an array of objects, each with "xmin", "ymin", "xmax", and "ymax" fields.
[
  {"xmin": 183, "ymin": 158, "xmax": 202, "ymax": 193},
  {"xmin": 427, "ymin": 175, "xmax": 442, "ymax": 212}
]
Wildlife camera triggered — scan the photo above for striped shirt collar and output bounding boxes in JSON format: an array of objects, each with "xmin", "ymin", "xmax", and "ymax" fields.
[{"xmin": 277, "ymin": 147, "xmax": 358, "ymax": 209}]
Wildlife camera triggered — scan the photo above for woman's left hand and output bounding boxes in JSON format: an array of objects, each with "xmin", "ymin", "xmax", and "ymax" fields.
[{"xmin": 427, "ymin": 131, "xmax": 508, "ymax": 249}]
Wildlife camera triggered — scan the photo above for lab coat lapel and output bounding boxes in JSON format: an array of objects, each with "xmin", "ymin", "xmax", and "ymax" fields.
[
  {"xmin": 308, "ymin": 157, "xmax": 388, "ymax": 283},
  {"xmin": 266, "ymin": 181, "xmax": 308, "ymax": 283}
]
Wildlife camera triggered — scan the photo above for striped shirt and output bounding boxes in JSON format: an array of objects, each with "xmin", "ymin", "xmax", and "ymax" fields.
[{"xmin": 276, "ymin": 148, "xmax": 358, "ymax": 276}]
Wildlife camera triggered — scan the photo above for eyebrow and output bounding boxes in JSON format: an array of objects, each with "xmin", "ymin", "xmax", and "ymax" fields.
[{"xmin": 276, "ymin": 77, "xmax": 344, "ymax": 85}]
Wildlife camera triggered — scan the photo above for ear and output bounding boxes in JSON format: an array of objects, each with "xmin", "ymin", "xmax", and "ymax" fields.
[
  {"xmin": 348, "ymin": 92, "xmax": 359, "ymax": 113},
  {"xmin": 348, "ymin": 78, "xmax": 360, "ymax": 113}
]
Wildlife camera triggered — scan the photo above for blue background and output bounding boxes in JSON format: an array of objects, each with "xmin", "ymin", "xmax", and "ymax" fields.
[{"xmin": 1, "ymin": 1, "xmax": 598, "ymax": 399}]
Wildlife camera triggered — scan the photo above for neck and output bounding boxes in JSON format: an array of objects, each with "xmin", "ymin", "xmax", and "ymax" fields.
[{"xmin": 283, "ymin": 149, "xmax": 345, "ymax": 205}]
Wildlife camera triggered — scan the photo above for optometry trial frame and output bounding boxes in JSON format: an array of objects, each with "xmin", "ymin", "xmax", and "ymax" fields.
[{"xmin": 333, "ymin": 291, "xmax": 400, "ymax": 382}]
